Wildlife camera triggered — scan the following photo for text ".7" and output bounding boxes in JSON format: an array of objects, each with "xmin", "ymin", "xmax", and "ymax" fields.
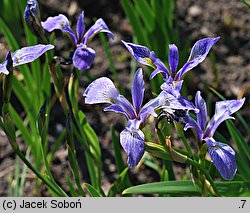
[{"xmin": 239, "ymin": 200, "xmax": 247, "ymax": 209}]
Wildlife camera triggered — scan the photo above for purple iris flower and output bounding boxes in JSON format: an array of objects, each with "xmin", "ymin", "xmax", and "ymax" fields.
[
  {"xmin": 122, "ymin": 37, "xmax": 220, "ymax": 82},
  {"xmin": 0, "ymin": 44, "xmax": 54, "ymax": 75},
  {"xmin": 41, "ymin": 12, "xmax": 114, "ymax": 70},
  {"xmin": 184, "ymin": 91, "xmax": 245, "ymax": 180},
  {"xmin": 84, "ymin": 68, "xmax": 169, "ymax": 168}
]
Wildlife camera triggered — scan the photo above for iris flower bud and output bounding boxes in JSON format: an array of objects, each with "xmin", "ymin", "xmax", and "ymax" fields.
[{"xmin": 24, "ymin": 0, "xmax": 45, "ymax": 40}]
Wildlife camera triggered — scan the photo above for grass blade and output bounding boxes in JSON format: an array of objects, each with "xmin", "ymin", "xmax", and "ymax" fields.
[
  {"xmin": 135, "ymin": 0, "xmax": 155, "ymax": 32},
  {"xmin": 0, "ymin": 17, "xmax": 19, "ymax": 50},
  {"xmin": 226, "ymin": 120, "xmax": 250, "ymax": 162},
  {"xmin": 66, "ymin": 177, "xmax": 78, "ymax": 197},
  {"xmin": 122, "ymin": 180, "xmax": 200, "ymax": 196},
  {"xmin": 84, "ymin": 183, "xmax": 103, "ymax": 197},
  {"xmin": 120, "ymin": 0, "xmax": 148, "ymax": 44}
]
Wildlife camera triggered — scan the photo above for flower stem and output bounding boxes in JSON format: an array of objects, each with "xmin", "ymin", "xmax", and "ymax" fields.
[
  {"xmin": 185, "ymin": 157, "xmax": 220, "ymax": 196},
  {"xmin": 174, "ymin": 121, "xmax": 193, "ymax": 157}
]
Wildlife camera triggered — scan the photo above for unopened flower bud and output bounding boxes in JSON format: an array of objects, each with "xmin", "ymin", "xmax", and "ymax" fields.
[{"xmin": 24, "ymin": 0, "xmax": 45, "ymax": 40}]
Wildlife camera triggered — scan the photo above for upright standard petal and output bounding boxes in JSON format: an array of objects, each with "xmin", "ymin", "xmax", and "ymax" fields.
[
  {"xmin": 83, "ymin": 18, "xmax": 114, "ymax": 44},
  {"xmin": 41, "ymin": 14, "xmax": 77, "ymax": 44},
  {"xmin": 73, "ymin": 44, "xmax": 96, "ymax": 70},
  {"xmin": 195, "ymin": 91, "xmax": 207, "ymax": 131},
  {"xmin": 122, "ymin": 41, "xmax": 154, "ymax": 68},
  {"xmin": 131, "ymin": 68, "xmax": 145, "ymax": 114},
  {"xmin": 188, "ymin": 37, "xmax": 220, "ymax": 62},
  {"xmin": 120, "ymin": 127, "xmax": 145, "ymax": 168},
  {"xmin": 76, "ymin": 11, "xmax": 85, "ymax": 42},
  {"xmin": 12, "ymin": 44, "xmax": 54, "ymax": 66},
  {"xmin": 168, "ymin": 44, "xmax": 179, "ymax": 75},
  {"xmin": 175, "ymin": 37, "xmax": 220, "ymax": 80},
  {"xmin": 204, "ymin": 138, "xmax": 237, "ymax": 180},
  {"xmin": 84, "ymin": 77, "xmax": 119, "ymax": 104},
  {"xmin": 204, "ymin": 98, "xmax": 245, "ymax": 138}
]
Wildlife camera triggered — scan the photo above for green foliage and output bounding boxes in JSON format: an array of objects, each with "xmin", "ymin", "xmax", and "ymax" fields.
[{"xmin": 0, "ymin": 0, "xmax": 249, "ymax": 198}]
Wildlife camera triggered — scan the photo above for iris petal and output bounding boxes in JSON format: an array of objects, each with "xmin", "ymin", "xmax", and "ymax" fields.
[
  {"xmin": 195, "ymin": 91, "xmax": 207, "ymax": 131},
  {"xmin": 188, "ymin": 37, "xmax": 220, "ymax": 62},
  {"xmin": 140, "ymin": 91, "xmax": 167, "ymax": 122},
  {"xmin": 41, "ymin": 14, "xmax": 77, "ymax": 44},
  {"xmin": 73, "ymin": 44, "xmax": 96, "ymax": 70},
  {"xmin": 122, "ymin": 41, "xmax": 153, "ymax": 67},
  {"xmin": 104, "ymin": 104, "xmax": 129, "ymax": 120},
  {"xmin": 41, "ymin": 14, "xmax": 69, "ymax": 31},
  {"xmin": 115, "ymin": 95, "xmax": 137, "ymax": 119},
  {"xmin": 0, "ymin": 51, "xmax": 12, "ymax": 75},
  {"xmin": 83, "ymin": 18, "xmax": 114, "ymax": 44},
  {"xmin": 12, "ymin": 44, "xmax": 54, "ymax": 67},
  {"xmin": 149, "ymin": 54, "xmax": 169, "ymax": 79},
  {"xmin": 175, "ymin": 37, "xmax": 220, "ymax": 80},
  {"xmin": 205, "ymin": 137, "xmax": 237, "ymax": 180},
  {"xmin": 161, "ymin": 80, "xmax": 183, "ymax": 98},
  {"xmin": 168, "ymin": 44, "xmax": 179, "ymax": 75},
  {"xmin": 84, "ymin": 77, "xmax": 119, "ymax": 104},
  {"xmin": 0, "ymin": 62, "xmax": 9, "ymax": 75},
  {"xmin": 205, "ymin": 98, "xmax": 245, "ymax": 138},
  {"xmin": 76, "ymin": 12, "xmax": 85, "ymax": 42},
  {"xmin": 184, "ymin": 115, "xmax": 203, "ymax": 141},
  {"xmin": 120, "ymin": 127, "xmax": 145, "ymax": 168},
  {"xmin": 168, "ymin": 95, "xmax": 198, "ymax": 113},
  {"xmin": 131, "ymin": 68, "xmax": 145, "ymax": 114}
]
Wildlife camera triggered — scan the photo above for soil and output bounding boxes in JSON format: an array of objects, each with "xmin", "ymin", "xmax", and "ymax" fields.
[{"xmin": 0, "ymin": 0, "xmax": 249, "ymax": 196}]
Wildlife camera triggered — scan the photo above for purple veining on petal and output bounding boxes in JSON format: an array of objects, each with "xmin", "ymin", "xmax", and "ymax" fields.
[
  {"xmin": 12, "ymin": 44, "xmax": 54, "ymax": 67},
  {"xmin": 161, "ymin": 80, "xmax": 183, "ymax": 98},
  {"xmin": 73, "ymin": 44, "xmax": 96, "ymax": 70},
  {"xmin": 204, "ymin": 137, "xmax": 237, "ymax": 180},
  {"xmin": 188, "ymin": 37, "xmax": 220, "ymax": 62},
  {"xmin": 204, "ymin": 98, "xmax": 245, "ymax": 138},
  {"xmin": 41, "ymin": 14, "xmax": 69, "ymax": 31},
  {"xmin": 168, "ymin": 44, "xmax": 179, "ymax": 75},
  {"xmin": 0, "ymin": 61, "xmax": 9, "ymax": 75},
  {"xmin": 195, "ymin": 91, "xmax": 207, "ymax": 131},
  {"xmin": 41, "ymin": 14, "xmax": 77, "ymax": 44},
  {"xmin": 139, "ymin": 91, "xmax": 167, "ymax": 122},
  {"xmin": 76, "ymin": 11, "xmax": 85, "ymax": 43},
  {"xmin": 120, "ymin": 127, "xmax": 145, "ymax": 168},
  {"xmin": 115, "ymin": 95, "xmax": 137, "ymax": 119},
  {"xmin": 83, "ymin": 18, "xmax": 114, "ymax": 44},
  {"xmin": 122, "ymin": 40, "xmax": 154, "ymax": 67},
  {"xmin": 84, "ymin": 77, "xmax": 119, "ymax": 104},
  {"xmin": 175, "ymin": 37, "xmax": 220, "ymax": 81},
  {"xmin": 131, "ymin": 68, "xmax": 145, "ymax": 114},
  {"xmin": 104, "ymin": 104, "xmax": 129, "ymax": 120}
]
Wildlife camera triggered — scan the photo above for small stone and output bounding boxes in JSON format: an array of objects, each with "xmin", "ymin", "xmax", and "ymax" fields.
[{"xmin": 188, "ymin": 5, "xmax": 202, "ymax": 17}]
